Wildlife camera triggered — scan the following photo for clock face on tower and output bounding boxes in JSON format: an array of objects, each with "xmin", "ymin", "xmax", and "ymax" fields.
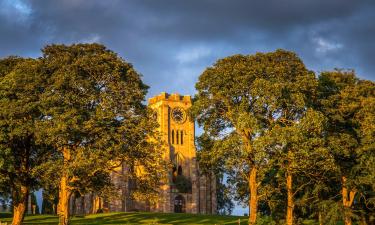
[{"xmin": 171, "ymin": 107, "xmax": 187, "ymax": 124}]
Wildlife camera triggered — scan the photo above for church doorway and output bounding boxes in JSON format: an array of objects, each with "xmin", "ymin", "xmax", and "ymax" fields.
[{"xmin": 174, "ymin": 195, "xmax": 185, "ymax": 213}]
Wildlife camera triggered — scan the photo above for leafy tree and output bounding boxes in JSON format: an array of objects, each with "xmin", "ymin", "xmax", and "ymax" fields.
[
  {"xmin": 259, "ymin": 110, "xmax": 335, "ymax": 224},
  {"xmin": 41, "ymin": 188, "xmax": 58, "ymax": 214},
  {"xmin": 0, "ymin": 195, "xmax": 11, "ymax": 212},
  {"xmin": 35, "ymin": 43, "xmax": 164, "ymax": 225},
  {"xmin": 216, "ymin": 179, "xmax": 234, "ymax": 215},
  {"xmin": 192, "ymin": 49, "xmax": 316, "ymax": 224},
  {"xmin": 30, "ymin": 192, "xmax": 40, "ymax": 214},
  {"xmin": 196, "ymin": 134, "xmax": 234, "ymax": 215},
  {"xmin": 0, "ymin": 57, "xmax": 49, "ymax": 225},
  {"xmin": 174, "ymin": 175, "xmax": 192, "ymax": 193},
  {"xmin": 317, "ymin": 70, "xmax": 375, "ymax": 225}
]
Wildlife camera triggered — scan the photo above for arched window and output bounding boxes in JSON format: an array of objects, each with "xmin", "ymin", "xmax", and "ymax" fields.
[
  {"xmin": 177, "ymin": 165, "xmax": 183, "ymax": 176},
  {"xmin": 172, "ymin": 166, "xmax": 177, "ymax": 182},
  {"xmin": 174, "ymin": 195, "xmax": 185, "ymax": 213},
  {"xmin": 172, "ymin": 130, "xmax": 174, "ymax": 144},
  {"xmin": 176, "ymin": 130, "xmax": 179, "ymax": 144},
  {"xmin": 180, "ymin": 130, "xmax": 183, "ymax": 145}
]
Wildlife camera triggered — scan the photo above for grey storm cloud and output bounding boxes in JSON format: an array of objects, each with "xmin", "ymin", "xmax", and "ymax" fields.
[{"xmin": 0, "ymin": 0, "xmax": 374, "ymax": 98}]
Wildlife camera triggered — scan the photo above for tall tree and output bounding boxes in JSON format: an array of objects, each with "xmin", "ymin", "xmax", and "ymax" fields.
[
  {"xmin": 35, "ymin": 43, "xmax": 163, "ymax": 225},
  {"xmin": 30, "ymin": 192, "xmax": 39, "ymax": 214},
  {"xmin": 260, "ymin": 110, "xmax": 335, "ymax": 224},
  {"xmin": 196, "ymin": 133, "xmax": 234, "ymax": 215},
  {"xmin": 317, "ymin": 70, "xmax": 375, "ymax": 225},
  {"xmin": 41, "ymin": 188, "xmax": 58, "ymax": 214},
  {"xmin": 0, "ymin": 57, "xmax": 48, "ymax": 225},
  {"xmin": 192, "ymin": 50, "xmax": 315, "ymax": 224}
]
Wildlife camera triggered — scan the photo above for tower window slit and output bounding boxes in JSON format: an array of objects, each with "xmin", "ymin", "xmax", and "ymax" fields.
[
  {"xmin": 180, "ymin": 130, "xmax": 183, "ymax": 145},
  {"xmin": 178, "ymin": 166, "xmax": 183, "ymax": 175},
  {"xmin": 176, "ymin": 130, "xmax": 179, "ymax": 144},
  {"xmin": 172, "ymin": 130, "xmax": 174, "ymax": 144}
]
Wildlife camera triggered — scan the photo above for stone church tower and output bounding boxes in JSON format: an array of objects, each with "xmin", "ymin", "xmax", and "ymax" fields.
[
  {"xmin": 69, "ymin": 92, "xmax": 216, "ymax": 214},
  {"xmin": 147, "ymin": 92, "xmax": 217, "ymax": 214}
]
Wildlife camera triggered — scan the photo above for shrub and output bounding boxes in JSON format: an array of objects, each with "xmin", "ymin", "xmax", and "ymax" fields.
[{"xmin": 174, "ymin": 175, "xmax": 192, "ymax": 193}]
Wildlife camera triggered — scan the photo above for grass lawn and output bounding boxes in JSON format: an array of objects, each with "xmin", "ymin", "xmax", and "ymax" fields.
[{"xmin": 0, "ymin": 212, "xmax": 249, "ymax": 225}]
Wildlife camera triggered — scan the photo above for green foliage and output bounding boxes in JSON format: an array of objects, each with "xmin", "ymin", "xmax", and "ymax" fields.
[
  {"xmin": 0, "ymin": 56, "xmax": 49, "ymax": 220},
  {"xmin": 1, "ymin": 45, "xmax": 373, "ymax": 224},
  {"xmin": 0, "ymin": 44, "xmax": 165, "ymax": 225},
  {"xmin": 0, "ymin": 197, "xmax": 10, "ymax": 211},
  {"xmin": 255, "ymin": 214, "xmax": 276, "ymax": 225},
  {"xmin": 193, "ymin": 49, "xmax": 315, "ymax": 138},
  {"xmin": 260, "ymin": 110, "xmax": 335, "ymax": 197},
  {"xmin": 192, "ymin": 49, "xmax": 316, "ymax": 222},
  {"xmin": 316, "ymin": 69, "xmax": 375, "ymax": 223},
  {"xmin": 215, "ymin": 177, "xmax": 234, "ymax": 215},
  {"xmin": 30, "ymin": 192, "xmax": 40, "ymax": 214},
  {"xmin": 0, "ymin": 56, "xmax": 25, "ymax": 77},
  {"xmin": 41, "ymin": 198, "xmax": 54, "ymax": 215},
  {"xmin": 174, "ymin": 175, "xmax": 192, "ymax": 193},
  {"xmin": 41, "ymin": 187, "xmax": 59, "ymax": 215},
  {"xmin": 193, "ymin": 50, "xmax": 374, "ymax": 224},
  {"xmin": 33, "ymin": 43, "xmax": 165, "ymax": 201},
  {"xmin": 196, "ymin": 134, "xmax": 234, "ymax": 215}
]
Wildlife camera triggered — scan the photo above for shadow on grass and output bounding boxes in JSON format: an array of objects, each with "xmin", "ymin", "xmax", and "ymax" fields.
[
  {"xmin": 0, "ymin": 212, "xmax": 12, "ymax": 218},
  {"xmin": 2, "ymin": 212, "xmax": 249, "ymax": 225},
  {"xmin": 69, "ymin": 212, "xmax": 248, "ymax": 225}
]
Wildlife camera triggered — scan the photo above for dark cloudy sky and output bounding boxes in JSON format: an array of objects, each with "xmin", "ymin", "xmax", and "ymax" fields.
[{"xmin": 1, "ymin": 0, "xmax": 374, "ymax": 98}]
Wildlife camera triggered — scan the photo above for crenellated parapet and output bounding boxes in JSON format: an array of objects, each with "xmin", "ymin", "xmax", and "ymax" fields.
[{"xmin": 148, "ymin": 92, "xmax": 192, "ymax": 105}]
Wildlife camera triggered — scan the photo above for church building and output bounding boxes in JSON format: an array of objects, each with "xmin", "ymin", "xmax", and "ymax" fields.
[{"xmin": 70, "ymin": 92, "xmax": 217, "ymax": 214}]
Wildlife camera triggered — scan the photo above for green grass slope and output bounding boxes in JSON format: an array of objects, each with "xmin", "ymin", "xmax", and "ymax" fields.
[{"xmin": 0, "ymin": 212, "xmax": 248, "ymax": 225}]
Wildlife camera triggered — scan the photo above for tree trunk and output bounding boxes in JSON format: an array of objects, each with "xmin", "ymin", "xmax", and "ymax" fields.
[
  {"xmin": 58, "ymin": 147, "xmax": 72, "ymax": 225},
  {"xmin": 12, "ymin": 185, "xmax": 29, "ymax": 225},
  {"xmin": 92, "ymin": 195, "xmax": 102, "ymax": 214},
  {"xmin": 81, "ymin": 196, "xmax": 85, "ymax": 215},
  {"xmin": 319, "ymin": 212, "xmax": 323, "ymax": 225},
  {"xmin": 286, "ymin": 172, "xmax": 294, "ymax": 225},
  {"xmin": 72, "ymin": 194, "xmax": 76, "ymax": 216},
  {"xmin": 12, "ymin": 141, "xmax": 31, "ymax": 225},
  {"xmin": 207, "ymin": 173, "xmax": 212, "ymax": 214},
  {"xmin": 58, "ymin": 174, "xmax": 71, "ymax": 225},
  {"xmin": 342, "ymin": 176, "xmax": 356, "ymax": 225},
  {"xmin": 248, "ymin": 167, "xmax": 258, "ymax": 225}
]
